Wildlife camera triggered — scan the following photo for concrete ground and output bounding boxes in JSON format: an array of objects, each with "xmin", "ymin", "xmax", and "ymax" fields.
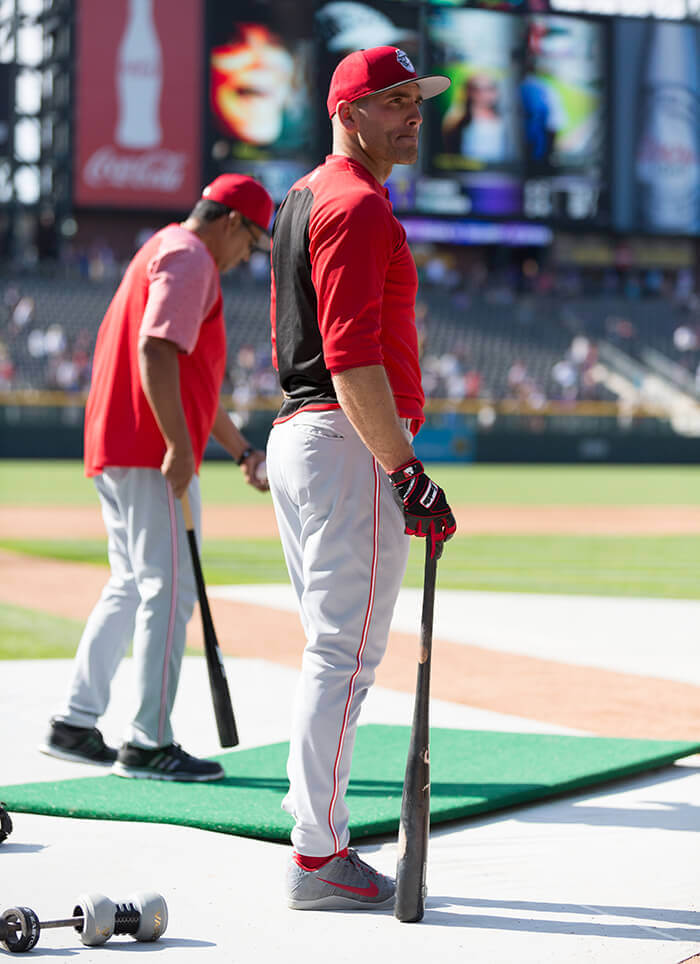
[{"xmin": 1, "ymin": 589, "xmax": 700, "ymax": 963}]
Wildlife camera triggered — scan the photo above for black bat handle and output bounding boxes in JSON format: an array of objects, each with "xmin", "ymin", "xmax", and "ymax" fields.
[
  {"xmin": 395, "ymin": 539, "xmax": 440, "ymax": 923},
  {"xmin": 181, "ymin": 491, "xmax": 239, "ymax": 748}
]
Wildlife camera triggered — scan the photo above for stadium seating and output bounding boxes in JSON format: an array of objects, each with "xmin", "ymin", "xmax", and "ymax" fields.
[{"xmin": 0, "ymin": 267, "xmax": 695, "ymax": 409}]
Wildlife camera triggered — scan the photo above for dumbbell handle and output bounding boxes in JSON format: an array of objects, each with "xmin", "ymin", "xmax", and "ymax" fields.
[
  {"xmin": 4, "ymin": 905, "xmax": 140, "ymax": 935},
  {"xmin": 4, "ymin": 914, "xmax": 81, "ymax": 932}
]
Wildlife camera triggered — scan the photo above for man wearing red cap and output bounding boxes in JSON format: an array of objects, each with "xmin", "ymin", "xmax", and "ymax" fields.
[
  {"xmin": 41, "ymin": 174, "xmax": 273, "ymax": 782},
  {"xmin": 267, "ymin": 46, "xmax": 457, "ymax": 908}
]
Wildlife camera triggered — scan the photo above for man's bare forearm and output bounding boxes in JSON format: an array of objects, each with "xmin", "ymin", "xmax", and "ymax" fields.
[
  {"xmin": 138, "ymin": 335, "xmax": 194, "ymax": 496},
  {"xmin": 332, "ymin": 365, "xmax": 414, "ymax": 472},
  {"xmin": 211, "ymin": 405, "xmax": 268, "ymax": 491},
  {"xmin": 211, "ymin": 404, "xmax": 252, "ymax": 462},
  {"xmin": 138, "ymin": 337, "xmax": 190, "ymax": 449}
]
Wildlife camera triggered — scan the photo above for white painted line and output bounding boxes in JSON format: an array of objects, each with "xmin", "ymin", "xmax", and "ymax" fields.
[{"xmin": 209, "ymin": 585, "xmax": 700, "ymax": 685}]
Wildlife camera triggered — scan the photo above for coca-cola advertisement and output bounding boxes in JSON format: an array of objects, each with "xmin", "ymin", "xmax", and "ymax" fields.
[
  {"xmin": 74, "ymin": 0, "xmax": 203, "ymax": 210},
  {"xmin": 612, "ymin": 18, "xmax": 700, "ymax": 236}
]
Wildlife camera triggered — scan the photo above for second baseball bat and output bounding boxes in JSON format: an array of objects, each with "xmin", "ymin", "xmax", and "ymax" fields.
[
  {"xmin": 182, "ymin": 491, "xmax": 239, "ymax": 748},
  {"xmin": 395, "ymin": 538, "xmax": 440, "ymax": 923}
]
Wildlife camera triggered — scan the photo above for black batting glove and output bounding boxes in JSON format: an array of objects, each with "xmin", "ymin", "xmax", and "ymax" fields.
[{"xmin": 389, "ymin": 457, "xmax": 457, "ymax": 559}]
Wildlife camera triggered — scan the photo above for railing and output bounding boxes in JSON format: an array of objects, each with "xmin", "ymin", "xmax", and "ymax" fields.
[
  {"xmin": 3, "ymin": 392, "xmax": 696, "ymax": 461},
  {"xmin": 0, "ymin": 390, "xmax": 675, "ymax": 418}
]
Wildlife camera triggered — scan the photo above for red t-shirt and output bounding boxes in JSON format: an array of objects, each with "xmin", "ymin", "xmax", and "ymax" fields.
[
  {"xmin": 84, "ymin": 225, "xmax": 226, "ymax": 476},
  {"xmin": 270, "ymin": 155, "xmax": 424, "ymax": 424}
]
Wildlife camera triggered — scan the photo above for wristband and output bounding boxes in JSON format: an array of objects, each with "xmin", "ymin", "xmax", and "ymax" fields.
[
  {"xmin": 389, "ymin": 457, "xmax": 424, "ymax": 486},
  {"xmin": 236, "ymin": 446, "xmax": 254, "ymax": 466}
]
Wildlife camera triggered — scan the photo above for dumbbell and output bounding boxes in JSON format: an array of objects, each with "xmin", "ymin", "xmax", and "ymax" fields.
[
  {"xmin": 0, "ymin": 891, "xmax": 167, "ymax": 953},
  {"xmin": 0, "ymin": 804, "xmax": 12, "ymax": 844}
]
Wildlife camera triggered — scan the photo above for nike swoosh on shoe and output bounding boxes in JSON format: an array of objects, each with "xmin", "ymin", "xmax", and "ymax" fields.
[{"xmin": 316, "ymin": 878, "xmax": 379, "ymax": 898}]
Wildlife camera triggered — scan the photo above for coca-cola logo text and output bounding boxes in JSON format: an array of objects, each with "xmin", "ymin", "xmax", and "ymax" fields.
[
  {"xmin": 637, "ymin": 137, "xmax": 699, "ymax": 169},
  {"xmin": 83, "ymin": 146, "xmax": 187, "ymax": 193}
]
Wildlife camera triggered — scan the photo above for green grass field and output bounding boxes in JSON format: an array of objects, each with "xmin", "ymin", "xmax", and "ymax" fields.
[
  {"xmin": 4, "ymin": 460, "xmax": 700, "ymax": 505},
  {"xmin": 2, "ymin": 533, "xmax": 698, "ymax": 599},
  {"xmin": 2, "ymin": 460, "xmax": 700, "ymax": 658},
  {"xmin": 0, "ymin": 603, "xmax": 83, "ymax": 659}
]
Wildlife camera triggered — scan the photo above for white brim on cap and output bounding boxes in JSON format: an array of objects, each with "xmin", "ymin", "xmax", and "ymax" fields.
[{"xmin": 416, "ymin": 74, "xmax": 451, "ymax": 100}]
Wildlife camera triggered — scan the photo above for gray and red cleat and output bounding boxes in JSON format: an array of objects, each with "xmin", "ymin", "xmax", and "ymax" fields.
[{"xmin": 287, "ymin": 848, "xmax": 395, "ymax": 911}]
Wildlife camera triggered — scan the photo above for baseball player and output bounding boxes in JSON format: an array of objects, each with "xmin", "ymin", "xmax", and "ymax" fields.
[
  {"xmin": 41, "ymin": 175, "xmax": 273, "ymax": 782},
  {"xmin": 267, "ymin": 47, "xmax": 457, "ymax": 908}
]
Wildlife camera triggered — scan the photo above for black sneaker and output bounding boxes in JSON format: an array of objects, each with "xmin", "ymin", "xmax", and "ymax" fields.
[
  {"xmin": 40, "ymin": 718, "xmax": 118, "ymax": 767},
  {"xmin": 112, "ymin": 742, "xmax": 224, "ymax": 782}
]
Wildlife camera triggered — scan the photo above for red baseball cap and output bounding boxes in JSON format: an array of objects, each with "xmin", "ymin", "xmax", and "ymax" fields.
[
  {"xmin": 327, "ymin": 46, "xmax": 450, "ymax": 119},
  {"xmin": 200, "ymin": 174, "xmax": 274, "ymax": 238}
]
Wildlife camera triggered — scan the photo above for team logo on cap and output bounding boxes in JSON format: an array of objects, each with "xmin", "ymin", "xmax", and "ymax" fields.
[{"xmin": 396, "ymin": 49, "xmax": 414, "ymax": 73}]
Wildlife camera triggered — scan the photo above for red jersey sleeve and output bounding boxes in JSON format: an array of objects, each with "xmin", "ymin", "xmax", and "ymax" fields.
[
  {"xmin": 141, "ymin": 243, "xmax": 219, "ymax": 354},
  {"xmin": 309, "ymin": 190, "xmax": 395, "ymax": 374}
]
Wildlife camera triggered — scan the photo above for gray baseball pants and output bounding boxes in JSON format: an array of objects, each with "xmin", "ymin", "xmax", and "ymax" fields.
[
  {"xmin": 56, "ymin": 467, "xmax": 200, "ymax": 748},
  {"xmin": 267, "ymin": 408, "xmax": 410, "ymax": 856}
]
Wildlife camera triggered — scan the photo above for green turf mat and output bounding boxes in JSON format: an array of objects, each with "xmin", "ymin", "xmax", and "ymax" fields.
[{"xmin": 2, "ymin": 726, "xmax": 699, "ymax": 841}]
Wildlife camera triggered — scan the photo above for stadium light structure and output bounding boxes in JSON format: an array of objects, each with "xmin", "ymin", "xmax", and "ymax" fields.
[{"xmin": 0, "ymin": 0, "xmax": 72, "ymax": 263}]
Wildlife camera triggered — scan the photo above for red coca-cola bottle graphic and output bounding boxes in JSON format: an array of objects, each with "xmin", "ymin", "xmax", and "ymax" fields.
[
  {"xmin": 115, "ymin": 0, "xmax": 163, "ymax": 150},
  {"xmin": 635, "ymin": 20, "xmax": 700, "ymax": 233}
]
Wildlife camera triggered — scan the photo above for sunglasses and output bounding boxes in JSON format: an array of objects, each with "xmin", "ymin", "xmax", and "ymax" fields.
[{"xmin": 241, "ymin": 215, "xmax": 270, "ymax": 252}]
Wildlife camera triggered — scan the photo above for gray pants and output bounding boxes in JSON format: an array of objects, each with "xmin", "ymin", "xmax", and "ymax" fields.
[
  {"xmin": 267, "ymin": 409, "xmax": 410, "ymax": 856},
  {"xmin": 57, "ymin": 467, "xmax": 200, "ymax": 748}
]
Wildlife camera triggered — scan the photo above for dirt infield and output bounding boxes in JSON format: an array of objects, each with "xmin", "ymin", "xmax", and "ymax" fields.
[
  {"xmin": 5, "ymin": 502, "xmax": 700, "ymax": 538},
  {"xmin": 3, "ymin": 501, "xmax": 700, "ymax": 742},
  {"xmin": 3, "ymin": 547, "xmax": 700, "ymax": 741}
]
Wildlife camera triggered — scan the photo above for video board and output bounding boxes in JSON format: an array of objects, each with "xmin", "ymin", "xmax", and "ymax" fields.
[
  {"xmin": 314, "ymin": 0, "xmax": 423, "ymax": 157},
  {"xmin": 204, "ymin": 0, "xmax": 316, "ymax": 201},
  {"xmin": 422, "ymin": 8, "xmax": 608, "ymax": 226},
  {"xmin": 198, "ymin": 0, "xmax": 700, "ymax": 235},
  {"xmin": 69, "ymin": 0, "xmax": 699, "ymax": 238}
]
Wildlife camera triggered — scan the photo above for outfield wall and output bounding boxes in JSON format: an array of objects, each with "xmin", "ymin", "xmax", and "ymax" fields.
[{"xmin": 3, "ymin": 400, "xmax": 699, "ymax": 464}]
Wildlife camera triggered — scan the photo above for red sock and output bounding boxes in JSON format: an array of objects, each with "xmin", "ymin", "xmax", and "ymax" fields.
[{"xmin": 294, "ymin": 847, "xmax": 348, "ymax": 872}]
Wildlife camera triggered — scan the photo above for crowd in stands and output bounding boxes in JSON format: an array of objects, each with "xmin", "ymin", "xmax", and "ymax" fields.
[
  {"xmin": 0, "ymin": 281, "xmax": 107, "ymax": 393},
  {"xmin": 1, "ymin": 240, "xmax": 699, "ymax": 414}
]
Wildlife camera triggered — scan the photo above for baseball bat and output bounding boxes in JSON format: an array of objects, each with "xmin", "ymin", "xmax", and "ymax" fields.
[
  {"xmin": 395, "ymin": 538, "xmax": 441, "ymax": 923},
  {"xmin": 181, "ymin": 491, "xmax": 239, "ymax": 748}
]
